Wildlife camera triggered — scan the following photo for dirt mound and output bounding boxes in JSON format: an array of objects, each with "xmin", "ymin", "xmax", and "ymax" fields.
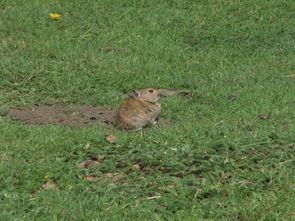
[{"xmin": 7, "ymin": 105, "xmax": 116, "ymax": 127}]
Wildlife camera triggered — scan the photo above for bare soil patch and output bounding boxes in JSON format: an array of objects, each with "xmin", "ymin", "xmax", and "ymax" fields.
[
  {"xmin": 7, "ymin": 104, "xmax": 170, "ymax": 128},
  {"xmin": 7, "ymin": 105, "xmax": 116, "ymax": 127}
]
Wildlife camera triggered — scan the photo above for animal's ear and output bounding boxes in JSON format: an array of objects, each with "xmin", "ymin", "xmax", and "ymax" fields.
[{"xmin": 130, "ymin": 90, "xmax": 140, "ymax": 98}]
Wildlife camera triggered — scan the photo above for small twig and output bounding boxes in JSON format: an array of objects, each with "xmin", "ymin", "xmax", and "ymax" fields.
[
  {"xmin": 214, "ymin": 120, "xmax": 224, "ymax": 126},
  {"xmin": 279, "ymin": 159, "xmax": 293, "ymax": 165},
  {"xmin": 146, "ymin": 195, "xmax": 161, "ymax": 200}
]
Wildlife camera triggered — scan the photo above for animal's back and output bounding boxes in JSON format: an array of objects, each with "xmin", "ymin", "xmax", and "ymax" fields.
[{"xmin": 116, "ymin": 96, "xmax": 160, "ymax": 131}]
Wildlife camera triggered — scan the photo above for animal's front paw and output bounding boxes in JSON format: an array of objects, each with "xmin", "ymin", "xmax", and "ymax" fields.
[
  {"xmin": 150, "ymin": 120, "xmax": 156, "ymax": 125},
  {"xmin": 130, "ymin": 127, "xmax": 143, "ymax": 132}
]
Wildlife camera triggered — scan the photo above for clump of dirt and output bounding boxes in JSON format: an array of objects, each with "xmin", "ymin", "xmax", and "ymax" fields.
[{"xmin": 7, "ymin": 105, "xmax": 116, "ymax": 127}]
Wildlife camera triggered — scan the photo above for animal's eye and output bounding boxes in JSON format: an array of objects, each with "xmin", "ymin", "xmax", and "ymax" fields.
[{"xmin": 149, "ymin": 89, "xmax": 154, "ymax": 93}]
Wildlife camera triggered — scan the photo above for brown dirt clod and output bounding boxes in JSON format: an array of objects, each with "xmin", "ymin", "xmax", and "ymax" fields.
[
  {"xmin": 106, "ymin": 134, "xmax": 116, "ymax": 144},
  {"xmin": 78, "ymin": 160, "xmax": 101, "ymax": 169},
  {"xmin": 42, "ymin": 180, "xmax": 59, "ymax": 190}
]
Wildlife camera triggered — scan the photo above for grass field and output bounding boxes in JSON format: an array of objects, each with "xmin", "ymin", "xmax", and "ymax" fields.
[{"xmin": 1, "ymin": 0, "xmax": 295, "ymax": 220}]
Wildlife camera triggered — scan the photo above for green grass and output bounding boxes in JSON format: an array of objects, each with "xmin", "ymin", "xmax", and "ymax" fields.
[{"xmin": 1, "ymin": 0, "xmax": 295, "ymax": 220}]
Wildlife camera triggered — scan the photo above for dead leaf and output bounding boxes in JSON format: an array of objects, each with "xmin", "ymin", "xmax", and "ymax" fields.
[
  {"xmin": 258, "ymin": 112, "xmax": 271, "ymax": 120},
  {"xmin": 285, "ymin": 74, "xmax": 295, "ymax": 78},
  {"xmin": 121, "ymin": 180, "xmax": 128, "ymax": 185},
  {"xmin": 228, "ymin": 93, "xmax": 238, "ymax": 100},
  {"xmin": 43, "ymin": 180, "xmax": 59, "ymax": 190},
  {"xmin": 96, "ymin": 154, "xmax": 105, "ymax": 160},
  {"xmin": 105, "ymin": 173, "xmax": 113, "ymax": 178},
  {"xmin": 200, "ymin": 178, "xmax": 206, "ymax": 183},
  {"xmin": 84, "ymin": 176, "xmax": 99, "ymax": 181},
  {"xmin": 146, "ymin": 195, "xmax": 161, "ymax": 200},
  {"xmin": 221, "ymin": 171, "xmax": 232, "ymax": 179},
  {"xmin": 258, "ymin": 114, "xmax": 267, "ymax": 119},
  {"xmin": 141, "ymin": 168, "xmax": 151, "ymax": 175},
  {"xmin": 106, "ymin": 134, "xmax": 116, "ymax": 144},
  {"xmin": 132, "ymin": 164, "xmax": 140, "ymax": 169},
  {"xmin": 78, "ymin": 160, "xmax": 100, "ymax": 169},
  {"xmin": 238, "ymin": 180, "xmax": 251, "ymax": 186},
  {"xmin": 112, "ymin": 174, "xmax": 124, "ymax": 183},
  {"xmin": 167, "ymin": 184, "xmax": 176, "ymax": 188},
  {"xmin": 216, "ymin": 202, "xmax": 225, "ymax": 209}
]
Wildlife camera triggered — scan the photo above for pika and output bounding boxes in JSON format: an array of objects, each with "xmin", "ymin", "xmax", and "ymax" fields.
[{"xmin": 115, "ymin": 88, "xmax": 162, "ymax": 131}]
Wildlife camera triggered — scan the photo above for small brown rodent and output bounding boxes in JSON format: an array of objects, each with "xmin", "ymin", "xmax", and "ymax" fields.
[{"xmin": 115, "ymin": 88, "xmax": 162, "ymax": 131}]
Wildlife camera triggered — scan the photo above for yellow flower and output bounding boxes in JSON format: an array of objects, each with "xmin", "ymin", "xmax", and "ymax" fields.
[{"xmin": 50, "ymin": 13, "xmax": 61, "ymax": 20}]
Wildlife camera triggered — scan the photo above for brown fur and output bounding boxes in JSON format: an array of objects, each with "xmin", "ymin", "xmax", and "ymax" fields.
[{"xmin": 115, "ymin": 88, "xmax": 161, "ymax": 131}]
